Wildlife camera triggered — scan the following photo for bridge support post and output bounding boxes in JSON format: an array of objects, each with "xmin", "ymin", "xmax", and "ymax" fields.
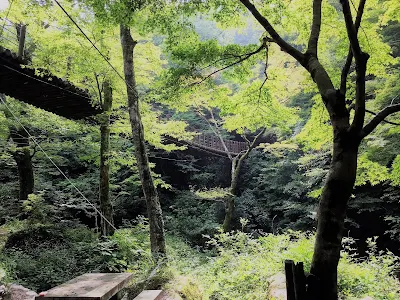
[{"xmin": 18, "ymin": 24, "xmax": 26, "ymax": 59}]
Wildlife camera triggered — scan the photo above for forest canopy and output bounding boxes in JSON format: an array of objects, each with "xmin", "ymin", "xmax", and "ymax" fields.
[{"xmin": 0, "ymin": 0, "xmax": 400, "ymax": 299}]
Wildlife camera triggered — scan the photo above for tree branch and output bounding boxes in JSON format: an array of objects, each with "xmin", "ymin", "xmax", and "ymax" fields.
[
  {"xmin": 341, "ymin": 0, "xmax": 369, "ymax": 133},
  {"xmin": 95, "ymin": 73, "xmax": 103, "ymax": 107},
  {"xmin": 194, "ymin": 42, "xmax": 266, "ymax": 85},
  {"xmin": 209, "ymin": 109, "xmax": 234, "ymax": 160},
  {"xmin": 340, "ymin": 0, "xmax": 366, "ymax": 95},
  {"xmin": 239, "ymin": 0, "xmax": 305, "ymax": 64},
  {"xmin": 348, "ymin": 103, "xmax": 400, "ymax": 125},
  {"xmin": 307, "ymin": 0, "xmax": 322, "ymax": 57},
  {"xmin": 199, "ymin": 51, "xmax": 259, "ymax": 71},
  {"xmin": 196, "ymin": 107, "xmax": 233, "ymax": 161},
  {"xmin": 365, "ymin": 109, "xmax": 400, "ymax": 126},
  {"xmin": 341, "ymin": 0, "xmax": 363, "ymax": 63},
  {"xmin": 235, "ymin": 128, "xmax": 266, "ymax": 170},
  {"xmin": 360, "ymin": 103, "xmax": 400, "ymax": 138}
]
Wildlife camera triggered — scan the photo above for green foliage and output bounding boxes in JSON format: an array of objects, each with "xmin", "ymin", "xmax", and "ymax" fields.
[
  {"xmin": 22, "ymin": 192, "xmax": 52, "ymax": 225},
  {"xmin": 172, "ymin": 230, "xmax": 400, "ymax": 300},
  {"xmin": 236, "ymin": 151, "xmax": 319, "ymax": 232},
  {"xmin": 338, "ymin": 237, "xmax": 400, "ymax": 299},
  {"xmin": 390, "ymin": 155, "xmax": 400, "ymax": 186},
  {"xmin": 164, "ymin": 191, "xmax": 221, "ymax": 244},
  {"xmin": 296, "ymin": 99, "xmax": 332, "ymax": 150},
  {"xmin": 1, "ymin": 1, "xmax": 400, "ymax": 298},
  {"xmin": 0, "ymin": 222, "xmax": 156, "ymax": 292},
  {"xmin": 356, "ymin": 154, "xmax": 390, "ymax": 186}
]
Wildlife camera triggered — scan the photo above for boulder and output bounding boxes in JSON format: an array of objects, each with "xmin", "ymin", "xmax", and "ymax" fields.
[{"xmin": 2, "ymin": 284, "xmax": 38, "ymax": 300}]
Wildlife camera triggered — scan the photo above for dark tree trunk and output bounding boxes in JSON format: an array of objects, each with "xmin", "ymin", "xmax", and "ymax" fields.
[
  {"xmin": 120, "ymin": 24, "xmax": 166, "ymax": 259},
  {"xmin": 1, "ymin": 93, "xmax": 34, "ymax": 201},
  {"xmin": 99, "ymin": 80, "xmax": 114, "ymax": 236},
  {"xmin": 10, "ymin": 127, "xmax": 34, "ymax": 201},
  {"xmin": 238, "ymin": 0, "xmax": 398, "ymax": 297},
  {"xmin": 308, "ymin": 126, "xmax": 359, "ymax": 299}
]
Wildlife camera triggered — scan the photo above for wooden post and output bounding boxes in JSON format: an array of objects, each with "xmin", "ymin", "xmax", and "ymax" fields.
[
  {"xmin": 285, "ymin": 260, "xmax": 307, "ymax": 300},
  {"xmin": 18, "ymin": 24, "xmax": 26, "ymax": 59},
  {"xmin": 294, "ymin": 262, "xmax": 306, "ymax": 299},
  {"xmin": 285, "ymin": 260, "xmax": 296, "ymax": 300}
]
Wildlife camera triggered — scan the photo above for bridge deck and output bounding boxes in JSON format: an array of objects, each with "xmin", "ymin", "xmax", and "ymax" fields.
[
  {"xmin": 0, "ymin": 47, "xmax": 101, "ymax": 119},
  {"xmin": 191, "ymin": 134, "xmax": 247, "ymax": 155}
]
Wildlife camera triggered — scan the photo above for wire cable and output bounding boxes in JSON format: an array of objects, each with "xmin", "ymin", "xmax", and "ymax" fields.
[
  {"xmin": 52, "ymin": 0, "xmax": 135, "ymax": 92},
  {"xmin": 0, "ymin": 0, "xmax": 13, "ymax": 38},
  {"xmin": 0, "ymin": 59, "xmax": 93, "ymax": 101},
  {"xmin": 0, "ymin": 35, "xmax": 19, "ymax": 47},
  {"xmin": 0, "ymin": 96, "xmax": 117, "ymax": 231}
]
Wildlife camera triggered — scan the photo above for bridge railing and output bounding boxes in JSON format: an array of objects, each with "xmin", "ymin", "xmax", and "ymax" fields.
[{"xmin": 191, "ymin": 134, "xmax": 247, "ymax": 155}]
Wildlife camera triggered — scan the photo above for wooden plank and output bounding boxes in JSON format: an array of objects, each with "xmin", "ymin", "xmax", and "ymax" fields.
[
  {"xmin": 36, "ymin": 273, "xmax": 133, "ymax": 300},
  {"xmin": 133, "ymin": 290, "xmax": 163, "ymax": 300}
]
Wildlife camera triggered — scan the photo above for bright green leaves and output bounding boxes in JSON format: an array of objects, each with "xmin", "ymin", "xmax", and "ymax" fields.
[
  {"xmin": 356, "ymin": 153, "xmax": 390, "ymax": 186},
  {"xmin": 390, "ymin": 155, "xmax": 400, "ymax": 186},
  {"xmin": 221, "ymin": 80, "xmax": 298, "ymax": 134},
  {"xmin": 296, "ymin": 98, "xmax": 332, "ymax": 151},
  {"xmin": 381, "ymin": 0, "xmax": 400, "ymax": 24}
]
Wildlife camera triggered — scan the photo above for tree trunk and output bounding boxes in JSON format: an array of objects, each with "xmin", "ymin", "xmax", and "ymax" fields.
[
  {"xmin": 222, "ymin": 129, "xmax": 264, "ymax": 232},
  {"xmin": 120, "ymin": 24, "xmax": 166, "ymax": 259},
  {"xmin": 1, "ymin": 94, "xmax": 34, "ymax": 201},
  {"xmin": 10, "ymin": 127, "xmax": 34, "ymax": 201},
  {"xmin": 308, "ymin": 129, "xmax": 359, "ymax": 299},
  {"xmin": 222, "ymin": 156, "xmax": 242, "ymax": 232},
  {"xmin": 99, "ymin": 80, "xmax": 114, "ymax": 236}
]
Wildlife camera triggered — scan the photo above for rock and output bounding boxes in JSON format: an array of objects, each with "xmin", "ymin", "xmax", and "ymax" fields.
[
  {"xmin": 4, "ymin": 284, "xmax": 37, "ymax": 300},
  {"xmin": 0, "ymin": 284, "xmax": 6, "ymax": 298}
]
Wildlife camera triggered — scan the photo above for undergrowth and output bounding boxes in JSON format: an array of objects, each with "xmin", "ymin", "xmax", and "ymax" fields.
[{"xmin": 1, "ymin": 220, "xmax": 399, "ymax": 299}]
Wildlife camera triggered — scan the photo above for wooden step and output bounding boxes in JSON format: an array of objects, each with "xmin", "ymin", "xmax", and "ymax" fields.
[{"xmin": 133, "ymin": 290, "xmax": 163, "ymax": 300}]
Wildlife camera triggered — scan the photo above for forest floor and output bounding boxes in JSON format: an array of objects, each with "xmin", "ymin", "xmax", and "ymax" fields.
[{"xmin": 0, "ymin": 223, "xmax": 399, "ymax": 300}]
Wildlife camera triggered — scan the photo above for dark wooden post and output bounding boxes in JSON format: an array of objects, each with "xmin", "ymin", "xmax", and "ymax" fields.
[
  {"xmin": 285, "ymin": 260, "xmax": 307, "ymax": 300},
  {"xmin": 294, "ymin": 262, "xmax": 306, "ymax": 299},
  {"xmin": 18, "ymin": 24, "xmax": 26, "ymax": 59},
  {"xmin": 285, "ymin": 260, "xmax": 296, "ymax": 300}
]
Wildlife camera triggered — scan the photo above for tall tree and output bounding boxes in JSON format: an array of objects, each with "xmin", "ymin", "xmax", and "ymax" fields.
[
  {"xmin": 233, "ymin": 0, "xmax": 400, "ymax": 298},
  {"xmin": 99, "ymin": 80, "xmax": 114, "ymax": 236},
  {"xmin": 120, "ymin": 25, "xmax": 166, "ymax": 259},
  {"xmin": 1, "ymin": 94, "xmax": 34, "ymax": 201},
  {"xmin": 197, "ymin": 108, "xmax": 265, "ymax": 231}
]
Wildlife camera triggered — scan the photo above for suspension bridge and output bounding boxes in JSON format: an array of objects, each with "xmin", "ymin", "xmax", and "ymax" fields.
[
  {"xmin": 0, "ymin": 20, "xmax": 249, "ymax": 155},
  {"xmin": 0, "ymin": 21, "xmax": 101, "ymax": 119}
]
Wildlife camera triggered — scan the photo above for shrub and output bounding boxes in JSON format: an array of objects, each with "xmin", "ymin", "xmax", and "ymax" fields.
[
  {"xmin": 1, "ymin": 223, "xmax": 153, "ymax": 292},
  {"xmin": 164, "ymin": 191, "xmax": 221, "ymax": 245},
  {"xmin": 172, "ymin": 230, "xmax": 400, "ymax": 300}
]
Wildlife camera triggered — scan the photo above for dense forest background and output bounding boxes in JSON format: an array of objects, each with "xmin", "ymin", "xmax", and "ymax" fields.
[{"xmin": 0, "ymin": 0, "xmax": 400, "ymax": 299}]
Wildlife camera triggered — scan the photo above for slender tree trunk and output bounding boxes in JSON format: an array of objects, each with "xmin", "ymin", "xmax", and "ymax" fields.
[
  {"xmin": 99, "ymin": 80, "xmax": 114, "ymax": 236},
  {"xmin": 308, "ymin": 128, "xmax": 359, "ymax": 299},
  {"xmin": 10, "ymin": 127, "xmax": 34, "ymax": 201},
  {"xmin": 223, "ymin": 158, "xmax": 241, "ymax": 232},
  {"xmin": 120, "ymin": 24, "xmax": 166, "ymax": 259},
  {"xmin": 222, "ymin": 129, "xmax": 265, "ymax": 232},
  {"xmin": 1, "ymin": 94, "xmax": 34, "ymax": 201}
]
